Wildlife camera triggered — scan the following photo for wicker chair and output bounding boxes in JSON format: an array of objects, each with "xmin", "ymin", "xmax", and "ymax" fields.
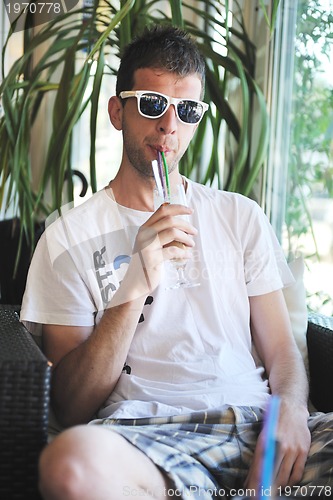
[
  {"xmin": 307, "ymin": 312, "xmax": 333, "ymax": 413},
  {"xmin": 0, "ymin": 307, "xmax": 51, "ymax": 500},
  {"xmin": 0, "ymin": 306, "xmax": 332, "ymax": 499}
]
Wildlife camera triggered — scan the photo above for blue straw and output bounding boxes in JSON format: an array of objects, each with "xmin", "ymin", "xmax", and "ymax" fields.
[{"xmin": 259, "ymin": 395, "xmax": 280, "ymax": 499}]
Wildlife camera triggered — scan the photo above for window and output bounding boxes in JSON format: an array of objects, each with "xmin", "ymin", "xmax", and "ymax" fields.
[
  {"xmin": 267, "ymin": 0, "xmax": 333, "ymax": 315},
  {"xmin": 0, "ymin": 4, "xmax": 24, "ymax": 219},
  {"xmin": 0, "ymin": 6, "xmax": 24, "ymax": 80}
]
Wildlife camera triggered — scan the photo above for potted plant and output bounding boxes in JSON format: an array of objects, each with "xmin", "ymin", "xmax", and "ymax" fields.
[{"xmin": 0, "ymin": 0, "xmax": 280, "ymax": 303}]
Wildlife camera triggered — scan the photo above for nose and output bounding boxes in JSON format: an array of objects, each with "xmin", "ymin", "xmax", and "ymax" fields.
[{"xmin": 157, "ymin": 104, "xmax": 178, "ymax": 134}]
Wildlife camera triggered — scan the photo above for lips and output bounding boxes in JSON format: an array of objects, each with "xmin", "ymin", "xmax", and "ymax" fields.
[
  {"xmin": 146, "ymin": 142, "xmax": 174, "ymax": 160},
  {"xmin": 153, "ymin": 145, "xmax": 169, "ymax": 153}
]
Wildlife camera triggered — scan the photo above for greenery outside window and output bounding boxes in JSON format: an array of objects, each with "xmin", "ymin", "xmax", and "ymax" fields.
[{"xmin": 267, "ymin": 0, "xmax": 333, "ymax": 315}]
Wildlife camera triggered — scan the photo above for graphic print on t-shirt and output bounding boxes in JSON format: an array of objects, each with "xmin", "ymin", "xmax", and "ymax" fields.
[
  {"xmin": 93, "ymin": 246, "xmax": 132, "ymax": 307},
  {"xmin": 139, "ymin": 295, "xmax": 154, "ymax": 323},
  {"xmin": 122, "ymin": 295, "xmax": 154, "ymax": 376}
]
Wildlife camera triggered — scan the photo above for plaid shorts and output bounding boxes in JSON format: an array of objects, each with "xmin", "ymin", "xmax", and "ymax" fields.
[{"xmin": 90, "ymin": 407, "xmax": 333, "ymax": 499}]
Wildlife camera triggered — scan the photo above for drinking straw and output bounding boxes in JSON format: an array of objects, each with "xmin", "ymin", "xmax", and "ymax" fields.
[
  {"xmin": 157, "ymin": 151, "xmax": 167, "ymax": 200},
  {"xmin": 161, "ymin": 151, "xmax": 171, "ymax": 199},
  {"xmin": 151, "ymin": 160, "xmax": 164, "ymax": 199},
  {"xmin": 259, "ymin": 395, "xmax": 280, "ymax": 499}
]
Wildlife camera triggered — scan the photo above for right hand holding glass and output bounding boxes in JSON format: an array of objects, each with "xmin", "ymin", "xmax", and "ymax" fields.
[
  {"xmin": 133, "ymin": 201, "xmax": 197, "ymax": 292},
  {"xmin": 153, "ymin": 184, "xmax": 200, "ymax": 289}
]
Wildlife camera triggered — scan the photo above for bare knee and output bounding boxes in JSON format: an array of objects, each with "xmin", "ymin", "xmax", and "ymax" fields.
[
  {"xmin": 38, "ymin": 425, "xmax": 171, "ymax": 500},
  {"xmin": 39, "ymin": 426, "xmax": 89, "ymax": 500}
]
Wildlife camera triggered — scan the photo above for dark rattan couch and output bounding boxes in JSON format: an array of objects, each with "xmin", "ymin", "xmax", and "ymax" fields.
[
  {"xmin": 0, "ymin": 307, "xmax": 332, "ymax": 499},
  {"xmin": 0, "ymin": 307, "xmax": 50, "ymax": 500}
]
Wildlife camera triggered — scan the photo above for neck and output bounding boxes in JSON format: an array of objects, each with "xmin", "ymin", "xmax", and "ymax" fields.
[{"xmin": 110, "ymin": 164, "xmax": 183, "ymax": 211}]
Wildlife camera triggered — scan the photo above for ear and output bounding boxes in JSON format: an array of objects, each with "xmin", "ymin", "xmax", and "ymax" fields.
[{"xmin": 108, "ymin": 96, "xmax": 123, "ymax": 131}]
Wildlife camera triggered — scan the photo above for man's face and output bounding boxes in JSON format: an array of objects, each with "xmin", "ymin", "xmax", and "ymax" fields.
[{"xmin": 120, "ymin": 67, "xmax": 203, "ymax": 179}]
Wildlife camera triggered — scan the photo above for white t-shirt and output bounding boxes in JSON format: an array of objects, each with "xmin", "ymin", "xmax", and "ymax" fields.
[{"xmin": 21, "ymin": 179, "xmax": 294, "ymax": 419}]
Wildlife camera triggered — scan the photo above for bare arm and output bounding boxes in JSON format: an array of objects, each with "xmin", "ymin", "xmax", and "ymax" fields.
[
  {"xmin": 43, "ymin": 203, "xmax": 197, "ymax": 428},
  {"xmin": 43, "ymin": 300, "xmax": 145, "ymax": 427},
  {"xmin": 245, "ymin": 289, "xmax": 311, "ymax": 491}
]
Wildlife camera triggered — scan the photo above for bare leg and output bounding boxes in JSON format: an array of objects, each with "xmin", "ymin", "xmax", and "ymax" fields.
[{"xmin": 39, "ymin": 425, "xmax": 173, "ymax": 499}]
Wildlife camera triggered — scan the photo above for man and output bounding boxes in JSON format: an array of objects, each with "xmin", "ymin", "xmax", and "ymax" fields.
[{"xmin": 21, "ymin": 25, "xmax": 332, "ymax": 499}]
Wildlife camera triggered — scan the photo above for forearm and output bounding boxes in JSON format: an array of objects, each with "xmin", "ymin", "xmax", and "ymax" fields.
[
  {"xmin": 267, "ymin": 340, "xmax": 309, "ymax": 409},
  {"xmin": 51, "ymin": 298, "xmax": 145, "ymax": 427},
  {"xmin": 50, "ymin": 249, "xmax": 154, "ymax": 426},
  {"xmin": 250, "ymin": 291, "xmax": 309, "ymax": 409},
  {"xmin": 246, "ymin": 345, "xmax": 311, "ymax": 491},
  {"xmin": 248, "ymin": 292, "xmax": 311, "ymax": 490}
]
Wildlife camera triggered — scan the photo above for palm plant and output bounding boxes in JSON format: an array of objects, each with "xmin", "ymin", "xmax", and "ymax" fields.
[{"xmin": 0, "ymin": 0, "xmax": 280, "ymax": 255}]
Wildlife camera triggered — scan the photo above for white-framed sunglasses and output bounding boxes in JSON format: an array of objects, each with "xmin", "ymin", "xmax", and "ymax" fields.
[{"xmin": 119, "ymin": 90, "xmax": 209, "ymax": 125}]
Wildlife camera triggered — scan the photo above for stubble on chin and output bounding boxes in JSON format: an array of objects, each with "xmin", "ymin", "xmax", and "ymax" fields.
[
  {"xmin": 123, "ymin": 137, "xmax": 179, "ymax": 180},
  {"xmin": 132, "ymin": 155, "xmax": 178, "ymax": 181}
]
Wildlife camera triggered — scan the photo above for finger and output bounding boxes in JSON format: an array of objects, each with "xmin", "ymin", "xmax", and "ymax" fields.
[
  {"xmin": 290, "ymin": 452, "xmax": 308, "ymax": 485},
  {"xmin": 136, "ymin": 219, "xmax": 197, "ymax": 255},
  {"xmin": 161, "ymin": 243, "xmax": 193, "ymax": 262},
  {"xmin": 154, "ymin": 202, "xmax": 194, "ymax": 218},
  {"xmin": 244, "ymin": 436, "xmax": 264, "ymax": 491},
  {"xmin": 150, "ymin": 203, "xmax": 195, "ymax": 224},
  {"xmin": 150, "ymin": 213, "xmax": 198, "ymax": 237},
  {"xmin": 158, "ymin": 227, "xmax": 196, "ymax": 249},
  {"xmin": 135, "ymin": 224, "xmax": 196, "ymax": 260},
  {"xmin": 138, "ymin": 229, "xmax": 194, "ymax": 266},
  {"xmin": 275, "ymin": 450, "xmax": 308, "ymax": 487}
]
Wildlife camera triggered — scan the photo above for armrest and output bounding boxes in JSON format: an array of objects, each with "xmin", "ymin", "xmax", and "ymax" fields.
[
  {"xmin": 307, "ymin": 312, "xmax": 333, "ymax": 413},
  {"xmin": 0, "ymin": 307, "xmax": 51, "ymax": 499}
]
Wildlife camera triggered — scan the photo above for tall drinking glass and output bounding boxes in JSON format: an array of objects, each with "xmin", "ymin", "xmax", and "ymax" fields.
[{"xmin": 154, "ymin": 183, "xmax": 199, "ymax": 289}]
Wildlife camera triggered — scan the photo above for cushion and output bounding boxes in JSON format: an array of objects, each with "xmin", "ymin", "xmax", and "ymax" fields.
[{"xmin": 283, "ymin": 256, "xmax": 308, "ymax": 369}]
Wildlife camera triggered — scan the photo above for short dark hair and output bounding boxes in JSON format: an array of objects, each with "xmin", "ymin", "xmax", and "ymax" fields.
[{"xmin": 116, "ymin": 24, "xmax": 206, "ymax": 99}]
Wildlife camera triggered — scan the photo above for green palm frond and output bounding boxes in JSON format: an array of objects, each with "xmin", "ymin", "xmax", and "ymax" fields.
[{"xmin": 0, "ymin": 0, "xmax": 281, "ymax": 259}]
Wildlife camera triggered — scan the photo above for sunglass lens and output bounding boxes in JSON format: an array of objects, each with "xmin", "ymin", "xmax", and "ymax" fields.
[
  {"xmin": 177, "ymin": 101, "xmax": 203, "ymax": 124},
  {"xmin": 140, "ymin": 94, "xmax": 167, "ymax": 117}
]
